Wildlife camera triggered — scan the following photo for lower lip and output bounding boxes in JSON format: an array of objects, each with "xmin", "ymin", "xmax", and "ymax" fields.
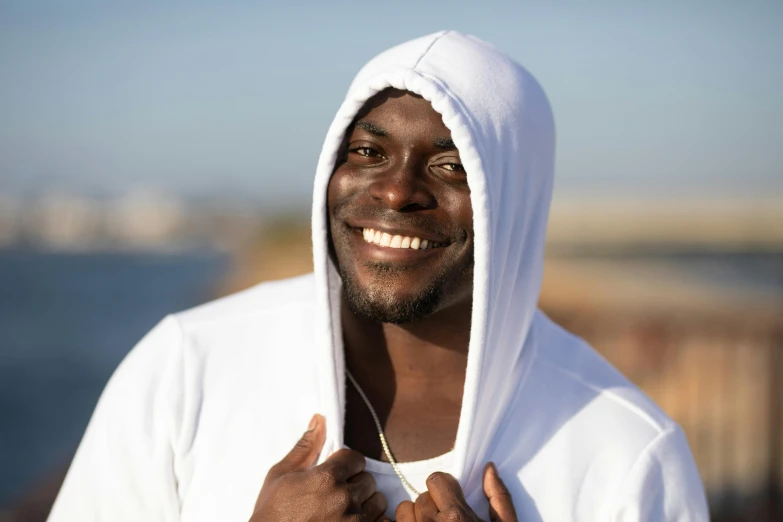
[{"xmin": 351, "ymin": 229, "xmax": 447, "ymax": 262}]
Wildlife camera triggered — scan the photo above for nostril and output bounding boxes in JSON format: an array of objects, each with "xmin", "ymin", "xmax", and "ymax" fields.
[{"xmin": 397, "ymin": 201, "xmax": 429, "ymax": 213}]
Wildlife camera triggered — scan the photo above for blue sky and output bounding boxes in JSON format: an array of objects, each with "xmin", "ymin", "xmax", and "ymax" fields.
[{"xmin": 1, "ymin": 0, "xmax": 781, "ymax": 206}]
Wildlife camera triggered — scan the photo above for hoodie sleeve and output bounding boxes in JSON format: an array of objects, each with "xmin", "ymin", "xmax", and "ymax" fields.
[
  {"xmin": 47, "ymin": 315, "xmax": 184, "ymax": 522},
  {"xmin": 608, "ymin": 425, "xmax": 709, "ymax": 522}
]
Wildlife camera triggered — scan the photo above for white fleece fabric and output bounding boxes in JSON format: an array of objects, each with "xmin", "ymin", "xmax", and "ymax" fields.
[{"xmin": 49, "ymin": 31, "xmax": 709, "ymax": 521}]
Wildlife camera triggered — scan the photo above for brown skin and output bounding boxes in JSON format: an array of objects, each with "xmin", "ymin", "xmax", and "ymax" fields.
[
  {"xmin": 328, "ymin": 89, "xmax": 473, "ymax": 463},
  {"xmin": 250, "ymin": 415, "xmax": 390, "ymax": 522},
  {"xmin": 249, "ymin": 90, "xmax": 517, "ymax": 521},
  {"xmin": 394, "ymin": 465, "xmax": 517, "ymax": 522}
]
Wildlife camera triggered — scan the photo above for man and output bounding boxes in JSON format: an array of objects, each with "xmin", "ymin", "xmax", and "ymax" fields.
[{"xmin": 48, "ymin": 31, "xmax": 708, "ymax": 521}]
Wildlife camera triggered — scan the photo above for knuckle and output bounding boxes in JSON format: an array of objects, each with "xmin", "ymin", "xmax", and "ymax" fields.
[
  {"xmin": 441, "ymin": 508, "xmax": 467, "ymax": 522},
  {"xmin": 274, "ymin": 472, "xmax": 300, "ymax": 492},
  {"xmin": 359, "ymin": 471, "xmax": 376, "ymax": 490},
  {"xmin": 333, "ymin": 487, "xmax": 352, "ymax": 511},
  {"xmin": 362, "ymin": 491, "xmax": 386, "ymax": 516},
  {"xmin": 275, "ymin": 472, "xmax": 293, "ymax": 486},
  {"xmin": 396, "ymin": 499, "xmax": 414, "ymax": 516},
  {"xmin": 266, "ymin": 462, "xmax": 283, "ymax": 477},
  {"xmin": 321, "ymin": 461, "xmax": 343, "ymax": 480},
  {"xmin": 313, "ymin": 468, "xmax": 336, "ymax": 489}
]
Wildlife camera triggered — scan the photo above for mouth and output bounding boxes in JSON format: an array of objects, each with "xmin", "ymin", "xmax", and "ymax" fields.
[{"xmin": 360, "ymin": 227, "xmax": 447, "ymax": 250}]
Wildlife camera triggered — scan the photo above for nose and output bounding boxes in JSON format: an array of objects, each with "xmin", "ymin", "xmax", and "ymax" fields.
[{"xmin": 367, "ymin": 159, "xmax": 434, "ymax": 211}]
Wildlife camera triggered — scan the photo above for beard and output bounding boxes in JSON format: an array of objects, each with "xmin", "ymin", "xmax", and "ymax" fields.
[
  {"xmin": 336, "ymin": 243, "xmax": 475, "ymax": 324},
  {"xmin": 338, "ymin": 261, "xmax": 450, "ymax": 324}
]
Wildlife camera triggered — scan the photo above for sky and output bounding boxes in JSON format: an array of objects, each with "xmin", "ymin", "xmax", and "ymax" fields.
[{"xmin": 1, "ymin": 0, "xmax": 781, "ymax": 208}]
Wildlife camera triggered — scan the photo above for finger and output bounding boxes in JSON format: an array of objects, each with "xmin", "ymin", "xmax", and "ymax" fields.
[
  {"xmin": 483, "ymin": 462, "xmax": 517, "ymax": 522},
  {"xmin": 347, "ymin": 471, "xmax": 376, "ymax": 505},
  {"xmin": 316, "ymin": 448, "xmax": 366, "ymax": 482},
  {"xmin": 268, "ymin": 414, "xmax": 326, "ymax": 477},
  {"xmin": 360, "ymin": 491, "xmax": 388, "ymax": 521},
  {"xmin": 414, "ymin": 491, "xmax": 439, "ymax": 521},
  {"xmin": 425, "ymin": 471, "xmax": 469, "ymax": 512},
  {"xmin": 395, "ymin": 500, "xmax": 416, "ymax": 522}
]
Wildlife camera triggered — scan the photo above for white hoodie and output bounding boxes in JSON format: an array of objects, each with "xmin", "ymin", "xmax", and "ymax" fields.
[{"xmin": 48, "ymin": 31, "xmax": 709, "ymax": 521}]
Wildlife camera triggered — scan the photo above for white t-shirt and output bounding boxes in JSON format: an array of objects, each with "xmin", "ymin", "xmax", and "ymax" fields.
[{"xmin": 362, "ymin": 452, "xmax": 454, "ymax": 517}]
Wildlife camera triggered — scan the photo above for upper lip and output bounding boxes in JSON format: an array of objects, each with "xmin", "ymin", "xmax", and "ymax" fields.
[{"xmin": 348, "ymin": 221, "xmax": 450, "ymax": 244}]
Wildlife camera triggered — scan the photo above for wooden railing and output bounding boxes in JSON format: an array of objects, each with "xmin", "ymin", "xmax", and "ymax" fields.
[{"xmin": 545, "ymin": 307, "xmax": 783, "ymax": 521}]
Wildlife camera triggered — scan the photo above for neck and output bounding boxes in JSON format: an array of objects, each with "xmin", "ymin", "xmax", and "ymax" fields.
[
  {"xmin": 341, "ymin": 295, "xmax": 471, "ymax": 462},
  {"xmin": 341, "ymin": 295, "xmax": 472, "ymax": 389}
]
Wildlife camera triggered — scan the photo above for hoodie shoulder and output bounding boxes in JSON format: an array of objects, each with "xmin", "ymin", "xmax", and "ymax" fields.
[
  {"xmin": 494, "ymin": 312, "xmax": 706, "ymax": 520},
  {"xmin": 175, "ymin": 272, "xmax": 316, "ymax": 329},
  {"xmin": 167, "ymin": 273, "xmax": 318, "ymax": 379},
  {"xmin": 530, "ymin": 309, "xmax": 674, "ymax": 434}
]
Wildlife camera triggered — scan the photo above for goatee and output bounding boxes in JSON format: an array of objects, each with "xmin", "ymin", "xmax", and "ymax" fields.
[{"xmin": 338, "ymin": 262, "xmax": 447, "ymax": 324}]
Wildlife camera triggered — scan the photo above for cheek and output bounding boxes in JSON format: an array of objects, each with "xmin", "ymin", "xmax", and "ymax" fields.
[
  {"xmin": 446, "ymin": 189, "xmax": 473, "ymax": 237},
  {"xmin": 326, "ymin": 173, "xmax": 341, "ymax": 211},
  {"xmin": 460, "ymin": 200, "xmax": 473, "ymax": 234},
  {"xmin": 327, "ymin": 168, "xmax": 362, "ymax": 210},
  {"xmin": 327, "ymin": 170, "xmax": 360, "ymax": 254}
]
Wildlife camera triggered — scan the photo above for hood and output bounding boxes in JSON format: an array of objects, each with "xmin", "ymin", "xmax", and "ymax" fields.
[{"xmin": 311, "ymin": 30, "xmax": 555, "ymax": 497}]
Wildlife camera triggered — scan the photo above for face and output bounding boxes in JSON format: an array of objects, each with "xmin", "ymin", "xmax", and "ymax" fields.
[{"xmin": 327, "ymin": 89, "xmax": 474, "ymax": 324}]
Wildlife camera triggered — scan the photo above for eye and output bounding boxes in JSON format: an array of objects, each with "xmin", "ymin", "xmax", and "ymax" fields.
[
  {"xmin": 439, "ymin": 163, "xmax": 465, "ymax": 172},
  {"xmin": 350, "ymin": 146, "xmax": 381, "ymax": 158},
  {"xmin": 431, "ymin": 158, "xmax": 468, "ymax": 184}
]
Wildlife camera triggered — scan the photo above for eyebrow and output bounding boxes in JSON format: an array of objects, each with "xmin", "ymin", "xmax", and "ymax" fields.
[
  {"xmin": 355, "ymin": 120, "xmax": 456, "ymax": 150},
  {"xmin": 433, "ymin": 137, "xmax": 456, "ymax": 149},
  {"xmin": 356, "ymin": 121, "xmax": 387, "ymax": 137}
]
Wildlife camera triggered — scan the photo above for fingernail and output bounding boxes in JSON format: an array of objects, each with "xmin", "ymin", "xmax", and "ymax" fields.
[{"xmin": 307, "ymin": 414, "xmax": 319, "ymax": 432}]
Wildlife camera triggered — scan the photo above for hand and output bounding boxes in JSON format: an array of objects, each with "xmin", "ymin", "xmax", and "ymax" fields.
[
  {"xmin": 249, "ymin": 414, "xmax": 390, "ymax": 522},
  {"xmin": 395, "ymin": 463, "xmax": 516, "ymax": 522}
]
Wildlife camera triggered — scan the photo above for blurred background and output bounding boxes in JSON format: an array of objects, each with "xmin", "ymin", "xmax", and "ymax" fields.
[{"xmin": 1, "ymin": 1, "xmax": 781, "ymax": 520}]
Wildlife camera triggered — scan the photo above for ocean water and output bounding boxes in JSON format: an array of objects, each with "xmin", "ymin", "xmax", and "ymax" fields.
[{"xmin": 0, "ymin": 250, "xmax": 229, "ymax": 507}]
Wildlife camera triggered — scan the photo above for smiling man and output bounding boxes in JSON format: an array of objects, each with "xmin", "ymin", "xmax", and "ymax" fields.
[{"xmin": 48, "ymin": 32, "xmax": 709, "ymax": 522}]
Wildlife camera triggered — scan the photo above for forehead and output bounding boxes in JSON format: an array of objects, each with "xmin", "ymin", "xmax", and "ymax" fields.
[{"xmin": 351, "ymin": 89, "xmax": 451, "ymax": 136}]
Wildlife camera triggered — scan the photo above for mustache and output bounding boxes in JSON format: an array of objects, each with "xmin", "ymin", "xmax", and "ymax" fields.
[{"xmin": 332, "ymin": 202, "xmax": 463, "ymax": 241}]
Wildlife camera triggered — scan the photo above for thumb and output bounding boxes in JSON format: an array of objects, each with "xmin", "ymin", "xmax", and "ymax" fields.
[
  {"xmin": 483, "ymin": 462, "xmax": 517, "ymax": 522},
  {"xmin": 270, "ymin": 414, "xmax": 326, "ymax": 477}
]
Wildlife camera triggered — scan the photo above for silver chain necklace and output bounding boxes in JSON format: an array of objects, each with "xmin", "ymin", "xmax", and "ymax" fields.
[{"xmin": 345, "ymin": 369, "xmax": 421, "ymax": 496}]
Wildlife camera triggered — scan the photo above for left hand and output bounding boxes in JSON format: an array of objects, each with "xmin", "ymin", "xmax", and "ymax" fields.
[{"xmin": 395, "ymin": 462, "xmax": 517, "ymax": 522}]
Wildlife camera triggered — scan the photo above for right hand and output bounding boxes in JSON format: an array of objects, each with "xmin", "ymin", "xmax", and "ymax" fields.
[{"xmin": 249, "ymin": 414, "xmax": 390, "ymax": 522}]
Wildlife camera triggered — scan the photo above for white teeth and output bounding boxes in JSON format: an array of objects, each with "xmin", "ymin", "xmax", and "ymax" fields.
[{"xmin": 361, "ymin": 228, "xmax": 444, "ymax": 251}]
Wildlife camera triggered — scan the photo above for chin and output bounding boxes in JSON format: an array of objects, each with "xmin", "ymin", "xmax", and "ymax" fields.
[{"xmin": 340, "ymin": 266, "xmax": 445, "ymax": 324}]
